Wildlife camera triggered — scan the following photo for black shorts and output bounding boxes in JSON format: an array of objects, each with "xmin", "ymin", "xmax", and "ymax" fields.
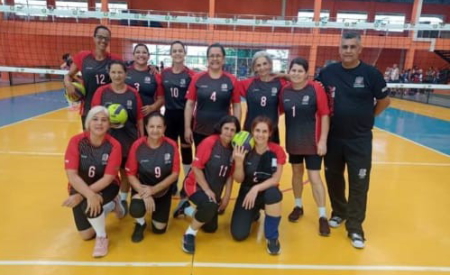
[
  {"xmin": 289, "ymin": 154, "xmax": 323, "ymax": 170},
  {"xmin": 72, "ymin": 183, "xmax": 119, "ymax": 231},
  {"xmin": 131, "ymin": 187, "xmax": 172, "ymax": 223},
  {"xmin": 165, "ymin": 109, "xmax": 189, "ymax": 145}
]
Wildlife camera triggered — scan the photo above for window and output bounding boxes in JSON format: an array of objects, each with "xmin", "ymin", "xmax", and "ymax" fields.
[
  {"xmin": 336, "ymin": 12, "xmax": 368, "ymax": 23},
  {"xmin": 298, "ymin": 10, "xmax": 330, "ymax": 22},
  {"xmin": 374, "ymin": 14, "xmax": 405, "ymax": 32},
  {"xmin": 95, "ymin": 1, "xmax": 127, "ymax": 12},
  {"xmin": 419, "ymin": 15, "xmax": 443, "ymax": 24},
  {"xmin": 56, "ymin": 1, "xmax": 88, "ymax": 11}
]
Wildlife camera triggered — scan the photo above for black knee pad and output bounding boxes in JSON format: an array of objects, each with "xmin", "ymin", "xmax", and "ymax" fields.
[
  {"xmin": 264, "ymin": 187, "xmax": 283, "ymax": 205},
  {"xmin": 151, "ymin": 222, "xmax": 167, "ymax": 234},
  {"xmin": 231, "ymin": 230, "xmax": 249, "ymax": 241},
  {"xmin": 80, "ymin": 200, "xmax": 104, "ymax": 219},
  {"xmin": 181, "ymin": 147, "xmax": 193, "ymax": 164},
  {"xmin": 129, "ymin": 199, "xmax": 146, "ymax": 218},
  {"xmin": 194, "ymin": 201, "xmax": 218, "ymax": 223},
  {"xmin": 202, "ymin": 222, "xmax": 218, "ymax": 233}
]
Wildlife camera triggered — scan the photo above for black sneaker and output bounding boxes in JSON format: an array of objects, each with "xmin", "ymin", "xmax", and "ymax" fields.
[
  {"xmin": 131, "ymin": 222, "xmax": 146, "ymax": 243},
  {"xmin": 288, "ymin": 206, "xmax": 304, "ymax": 222},
  {"xmin": 266, "ymin": 239, "xmax": 281, "ymax": 255},
  {"xmin": 348, "ymin": 232, "xmax": 365, "ymax": 249},
  {"xmin": 173, "ymin": 199, "xmax": 190, "ymax": 218},
  {"xmin": 121, "ymin": 200, "xmax": 128, "ymax": 217},
  {"xmin": 329, "ymin": 216, "xmax": 345, "ymax": 228},
  {"xmin": 182, "ymin": 234, "xmax": 195, "ymax": 254}
]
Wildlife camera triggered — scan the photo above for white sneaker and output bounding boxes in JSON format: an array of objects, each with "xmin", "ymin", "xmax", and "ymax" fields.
[
  {"xmin": 329, "ymin": 216, "xmax": 345, "ymax": 228},
  {"xmin": 349, "ymin": 233, "xmax": 365, "ymax": 249}
]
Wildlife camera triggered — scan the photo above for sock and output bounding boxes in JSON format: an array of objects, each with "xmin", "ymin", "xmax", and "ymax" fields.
[
  {"xmin": 185, "ymin": 225, "xmax": 198, "ymax": 236},
  {"xmin": 318, "ymin": 207, "xmax": 327, "ymax": 218},
  {"xmin": 295, "ymin": 198, "xmax": 303, "ymax": 208},
  {"xmin": 119, "ymin": 192, "xmax": 128, "ymax": 201},
  {"xmin": 184, "ymin": 206, "xmax": 195, "ymax": 217},
  {"xmin": 87, "ymin": 213, "xmax": 107, "ymax": 238},
  {"xmin": 264, "ymin": 214, "xmax": 281, "ymax": 240},
  {"xmin": 136, "ymin": 217, "xmax": 146, "ymax": 225},
  {"xmin": 183, "ymin": 164, "xmax": 191, "ymax": 177},
  {"xmin": 103, "ymin": 201, "xmax": 115, "ymax": 214}
]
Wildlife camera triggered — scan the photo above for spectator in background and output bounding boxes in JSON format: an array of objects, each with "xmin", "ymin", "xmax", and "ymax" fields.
[{"xmin": 61, "ymin": 53, "xmax": 73, "ymax": 70}]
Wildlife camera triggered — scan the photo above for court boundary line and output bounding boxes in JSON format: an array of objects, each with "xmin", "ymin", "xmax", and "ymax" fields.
[
  {"xmin": 0, "ymin": 260, "xmax": 449, "ymax": 272},
  {"xmin": 0, "ymin": 107, "xmax": 67, "ymax": 130},
  {"xmin": 375, "ymin": 127, "xmax": 450, "ymax": 158}
]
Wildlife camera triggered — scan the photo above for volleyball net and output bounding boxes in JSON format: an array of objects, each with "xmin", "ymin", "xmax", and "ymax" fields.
[{"xmin": 0, "ymin": 3, "xmax": 449, "ymax": 104}]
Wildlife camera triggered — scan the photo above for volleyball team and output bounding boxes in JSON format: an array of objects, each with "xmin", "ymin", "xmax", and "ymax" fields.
[{"xmin": 63, "ymin": 25, "xmax": 390, "ymax": 257}]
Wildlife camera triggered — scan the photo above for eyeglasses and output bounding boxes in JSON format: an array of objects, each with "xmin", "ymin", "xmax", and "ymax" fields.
[
  {"xmin": 95, "ymin": 35, "xmax": 111, "ymax": 41},
  {"xmin": 208, "ymin": 54, "xmax": 223, "ymax": 59}
]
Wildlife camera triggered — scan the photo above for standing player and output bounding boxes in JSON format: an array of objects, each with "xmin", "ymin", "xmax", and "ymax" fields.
[
  {"xmin": 63, "ymin": 106, "xmax": 125, "ymax": 258},
  {"xmin": 64, "ymin": 25, "xmax": 121, "ymax": 128},
  {"xmin": 126, "ymin": 44, "xmax": 164, "ymax": 119},
  {"xmin": 161, "ymin": 41, "xmax": 196, "ymax": 185},
  {"xmin": 184, "ymin": 43, "xmax": 241, "ymax": 147},
  {"xmin": 91, "ymin": 60, "xmax": 144, "ymax": 215},
  {"xmin": 125, "ymin": 112, "xmax": 180, "ymax": 242},
  {"xmin": 231, "ymin": 116, "xmax": 286, "ymax": 255},
  {"xmin": 240, "ymin": 51, "xmax": 287, "ymax": 143},
  {"xmin": 280, "ymin": 57, "xmax": 331, "ymax": 237},
  {"xmin": 317, "ymin": 32, "xmax": 390, "ymax": 248},
  {"xmin": 181, "ymin": 115, "xmax": 238, "ymax": 254}
]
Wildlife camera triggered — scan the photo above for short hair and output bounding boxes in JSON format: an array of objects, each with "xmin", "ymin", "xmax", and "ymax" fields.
[
  {"xmin": 145, "ymin": 112, "xmax": 166, "ymax": 127},
  {"xmin": 289, "ymin": 57, "xmax": 309, "ymax": 72},
  {"xmin": 93, "ymin": 25, "xmax": 111, "ymax": 37},
  {"xmin": 133, "ymin": 43, "xmax": 149, "ymax": 54},
  {"xmin": 85, "ymin": 106, "xmax": 109, "ymax": 130},
  {"xmin": 108, "ymin": 60, "xmax": 127, "ymax": 73},
  {"xmin": 251, "ymin": 51, "xmax": 273, "ymax": 74},
  {"xmin": 170, "ymin": 40, "xmax": 186, "ymax": 53},
  {"xmin": 213, "ymin": 115, "xmax": 241, "ymax": 134},
  {"xmin": 62, "ymin": 53, "xmax": 70, "ymax": 61},
  {"xmin": 207, "ymin": 43, "xmax": 226, "ymax": 57},
  {"xmin": 342, "ymin": 32, "xmax": 361, "ymax": 41},
  {"xmin": 251, "ymin": 116, "xmax": 274, "ymax": 136}
]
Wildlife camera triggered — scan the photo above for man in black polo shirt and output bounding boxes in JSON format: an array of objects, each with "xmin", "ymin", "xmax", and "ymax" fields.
[{"xmin": 317, "ymin": 32, "xmax": 390, "ymax": 249}]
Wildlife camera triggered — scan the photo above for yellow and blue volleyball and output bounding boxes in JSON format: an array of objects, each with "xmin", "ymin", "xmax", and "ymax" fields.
[
  {"xmin": 64, "ymin": 82, "xmax": 86, "ymax": 102},
  {"xmin": 232, "ymin": 131, "xmax": 255, "ymax": 151},
  {"xmin": 107, "ymin": 104, "xmax": 128, "ymax": 126}
]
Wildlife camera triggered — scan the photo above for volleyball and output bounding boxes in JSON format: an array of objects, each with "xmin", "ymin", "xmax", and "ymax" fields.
[
  {"xmin": 107, "ymin": 104, "xmax": 128, "ymax": 128},
  {"xmin": 65, "ymin": 82, "xmax": 86, "ymax": 102},
  {"xmin": 232, "ymin": 131, "xmax": 255, "ymax": 151}
]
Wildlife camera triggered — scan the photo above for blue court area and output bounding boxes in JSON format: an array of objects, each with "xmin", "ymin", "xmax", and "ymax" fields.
[
  {"xmin": 1, "ymin": 89, "xmax": 449, "ymax": 155},
  {"xmin": 0, "ymin": 89, "xmax": 67, "ymax": 127},
  {"xmin": 375, "ymin": 108, "xmax": 450, "ymax": 155}
]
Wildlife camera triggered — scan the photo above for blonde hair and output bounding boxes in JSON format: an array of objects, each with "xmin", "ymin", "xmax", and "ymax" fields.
[{"xmin": 85, "ymin": 106, "xmax": 110, "ymax": 130}]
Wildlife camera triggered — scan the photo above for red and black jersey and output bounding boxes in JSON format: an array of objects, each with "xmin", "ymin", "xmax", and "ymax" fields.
[
  {"xmin": 91, "ymin": 84, "xmax": 143, "ymax": 157},
  {"xmin": 242, "ymin": 142, "xmax": 286, "ymax": 186},
  {"xmin": 186, "ymin": 72, "xmax": 241, "ymax": 136},
  {"xmin": 240, "ymin": 77, "xmax": 287, "ymax": 131},
  {"xmin": 73, "ymin": 51, "xmax": 121, "ymax": 115},
  {"xmin": 280, "ymin": 81, "xmax": 330, "ymax": 155},
  {"xmin": 64, "ymin": 132, "xmax": 122, "ymax": 193},
  {"xmin": 125, "ymin": 136, "xmax": 180, "ymax": 198},
  {"xmin": 161, "ymin": 67, "xmax": 195, "ymax": 111},
  {"xmin": 184, "ymin": 135, "xmax": 234, "ymax": 198},
  {"xmin": 125, "ymin": 66, "xmax": 164, "ymax": 107}
]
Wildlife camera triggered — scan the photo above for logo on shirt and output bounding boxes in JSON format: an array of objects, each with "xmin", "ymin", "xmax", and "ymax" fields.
[
  {"xmin": 353, "ymin": 76, "xmax": 365, "ymax": 88},
  {"xmin": 164, "ymin": 153, "xmax": 172, "ymax": 164},
  {"xmin": 180, "ymin": 78, "xmax": 187, "ymax": 88},
  {"xmin": 86, "ymin": 67, "xmax": 93, "ymax": 70},
  {"xmin": 101, "ymin": 153, "xmax": 109, "ymax": 165},
  {"xmin": 382, "ymin": 86, "xmax": 389, "ymax": 93},
  {"xmin": 81, "ymin": 154, "xmax": 87, "ymax": 159},
  {"xmin": 200, "ymin": 85, "xmax": 208, "ymax": 88},
  {"xmin": 221, "ymin": 83, "xmax": 228, "ymax": 92},
  {"xmin": 144, "ymin": 76, "xmax": 151, "ymax": 84},
  {"xmin": 140, "ymin": 159, "xmax": 149, "ymax": 163},
  {"xmin": 127, "ymin": 100, "xmax": 133, "ymax": 109},
  {"xmin": 271, "ymin": 158, "xmax": 277, "ymax": 168},
  {"xmin": 214, "ymin": 154, "xmax": 221, "ymax": 159},
  {"xmin": 245, "ymin": 161, "xmax": 252, "ymax": 166},
  {"xmin": 271, "ymin": 87, "xmax": 278, "ymax": 96},
  {"xmin": 302, "ymin": 95, "xmax": 310, "ymax": 105}
]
